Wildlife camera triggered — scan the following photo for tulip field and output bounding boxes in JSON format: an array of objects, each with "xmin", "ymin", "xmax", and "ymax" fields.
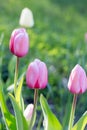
[{"xmin": 0, "ymin": 0, "xmax": 87, "ymax": 130}]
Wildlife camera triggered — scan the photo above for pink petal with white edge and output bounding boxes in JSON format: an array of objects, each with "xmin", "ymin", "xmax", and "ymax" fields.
[
  {"xmin": 14, "ymin": 33, "xmax": 29, "ymax": 57},
  {"xmin": 26, "ymin": 62, "xmax": 39, "ymax": 89},
  {"xmin": 79, "ymin": 68, "xmax": 87, "ymax": 93},
  {"xmin": 68, "ymin": 68, "xmax": 80, "ymax": 94},
  {"xmin": 38, "ymin": 61, "xmax": 48, "ymax": 89},
  {"xmin": 34, "ymin": 59, "xmax": 41, "ymax": 65}
]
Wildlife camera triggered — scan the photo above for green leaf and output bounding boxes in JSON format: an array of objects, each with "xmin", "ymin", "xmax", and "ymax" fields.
[
  {"xmin": 40, "ymin": 94, "xmax": 62, "ymax": 130},
  {"xmin": 9, "ymin": 93, "xmax": 28, "ymax": 130},
  {"xmin": 0, "ymin": 90, "xmax": 16, "ymax": 130},
  {"xmin": 72, "ymin": 111, "xmax": 87, "ymax": 130},
  {"xmin": 15, "ymin": 76, "xmax": 24, "ymax": 111}
]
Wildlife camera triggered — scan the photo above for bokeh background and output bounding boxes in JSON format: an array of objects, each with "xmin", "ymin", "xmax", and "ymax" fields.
[{"xmin": 0, "ymin": 0, "xmax": 87, "ymax": 129}]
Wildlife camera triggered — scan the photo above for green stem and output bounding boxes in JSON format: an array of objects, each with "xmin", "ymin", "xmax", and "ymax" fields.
[
  {"xmin": 29, "ymin": 89, "xmax": 38, "ymax": 130},
  {"xmin": 37, "ymin": 113, "xmax": 43, "ymax": 130},
  {"xmin": 14, "ymin": 57, "xmax": 19, "ymax": 96},
  {"xmin": 68, "ymin": 94, "xmax": 77, "ymax": 130}
]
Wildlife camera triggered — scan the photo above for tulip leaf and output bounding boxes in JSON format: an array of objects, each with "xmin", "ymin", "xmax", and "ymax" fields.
[
  {"xmin": 72, "ymin": 111, "xmax": 87, "ymax": 130},
  {"xmin": 40, "ymin": 94, "xmax": 62, "ymax": 130},
  {"xmin": 0, "ymin": 90, "xmax": 16, "ymax": 130},
  {"xmin": 9, "ymin": 93, "xmax": 28, "ymax": 130},
  {"xmin": 15, "ymin": 76, "xmax": 24, "ymax": 111}
]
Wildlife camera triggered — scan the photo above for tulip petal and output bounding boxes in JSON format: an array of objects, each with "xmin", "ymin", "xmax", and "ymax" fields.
[
  {"xmin": 14, "ymin": 33, "xmax": 29, "ymax": 57},
  {"xmin": 9, "ymin": 29, "xmax": 17, "ymax": 54},
  {"xmin": 68, "ymin": 69, "xmax": 80, "ymax": 94},
  {"xmin": 80, "ymin": 69, "xmax": 87, "ymax": 93},
  {"xmin": 38, "ymin": 62, "xmax": 48, "ymax": 89},
  {"xmin": 26, "ymin": 62, "xmax": 39, "ymax": 89}
]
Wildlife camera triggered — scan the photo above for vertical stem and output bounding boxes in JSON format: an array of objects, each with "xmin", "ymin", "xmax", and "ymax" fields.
[
  {"xmin": 29, "ymin": 89, "xmax": 38, "ymax": 130},
  {"xmin": 37, "ymin": 114, "xmax": 43, "ymax": 130},
  {"xmin": 14, "ymin": 57, "xmax": 19, "ymax": 96},
  {"xmin": 68, "ymin": 94, "xmax": 77, "ymax": 130}
]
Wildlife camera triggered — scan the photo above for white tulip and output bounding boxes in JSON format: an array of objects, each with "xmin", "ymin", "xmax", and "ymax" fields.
[
  {"xmin": 24, "ymin": 104, "xmax": 34, "ymax": 121},
  {"xmin": 19, "ymin": 8, "xmax": 34, "ymax": 28}
]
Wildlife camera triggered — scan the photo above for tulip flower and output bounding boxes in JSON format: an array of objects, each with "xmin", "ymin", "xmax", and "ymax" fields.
[
  {"xmin": 68, "ymin": 64, "xmax": 87, "ymax": 130},
  {"xmin": 26, "ymin": 59, "xmax": 48, "ymax": 130},
  {"xmin": 68, "ymin": 64, "xmax": 87, "ymax": 94},
  {"xmin": 24, "ymin": 104, "xmax": 34, "ymax": 121},
  {"xmin": 19, "ymin": 8, "xmax": 34, "ymax": 28},
  {"xmin": 9, "ymin": 28, "xmax": 29, "ymax": 58},
  {"xmin": 26, "ymin": 59, "xmax": 48, "ymax": 89}
]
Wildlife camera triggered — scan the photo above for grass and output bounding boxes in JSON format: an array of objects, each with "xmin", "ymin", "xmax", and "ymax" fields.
[{"xmin": 0, "ymin": 0, "xmax": 87, "ymax": 129}]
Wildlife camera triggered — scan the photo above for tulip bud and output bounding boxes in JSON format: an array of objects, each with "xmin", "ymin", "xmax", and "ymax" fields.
[
  {"xmin": 9, "ymin": 28, "xmax": 29, "ymax": 57},
  {"xmin": 68, "ymin": 64, "xmax": 87, "ymax": 94},
  {"xmin": 19, "ymin": 8, "xmax": 34, "ymax": 28},
  {"xmin": 26, "ymin": 59, "xmax": 48, "ymax": 89},
  {"xmin": 24, "ymin": 104, "xmax": 34, "ymax": 121}
]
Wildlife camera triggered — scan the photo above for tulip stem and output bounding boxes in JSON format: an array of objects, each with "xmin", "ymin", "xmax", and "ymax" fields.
[
  {"xmin": 29, "ymin": 89, "xmax": 38, "ymax": 130},
  {"xmin": 14, "ymin": 57, "xmax": 19, "ymax": 96},
  {"xmin": 68, "ymin": 94, "xmax": 77, "ymax": 130}
]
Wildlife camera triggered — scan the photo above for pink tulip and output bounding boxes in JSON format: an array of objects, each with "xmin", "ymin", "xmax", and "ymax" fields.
[
  {"xmin": 24, "ymin": 104, "xmax": 34, "ymax": 121},
  {"xmin": 9, "ymin": 28, "xmax": 29, "ymax": 57},
  {"xmin": 68, "ymin": 64, "xmax": 87, "ymax": 94},
  {"xmin": 26, "ymin": 59, "xmax": 48, "ymax": 89}
]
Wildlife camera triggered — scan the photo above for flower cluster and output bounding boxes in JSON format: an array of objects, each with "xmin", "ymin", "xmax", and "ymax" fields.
[
  {"xmin": 0, "ymin": 8, "xmax": 87, "ymax": 130},
  {"xmin": 9, "ymin": 27, "xmax": 87, "ymax": 130},
  {"xmin": 9, "ymin": 27, "xmax": 48, "ymax": 130},
  {"xmin": 9, "ymin": 28, "xmax": 48, "ymax": 89}
]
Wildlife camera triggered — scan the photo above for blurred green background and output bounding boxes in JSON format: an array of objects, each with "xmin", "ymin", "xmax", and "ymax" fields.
[{"xmin": 0, "ymin": 0, "xmax": 87, "ymax": 129}]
